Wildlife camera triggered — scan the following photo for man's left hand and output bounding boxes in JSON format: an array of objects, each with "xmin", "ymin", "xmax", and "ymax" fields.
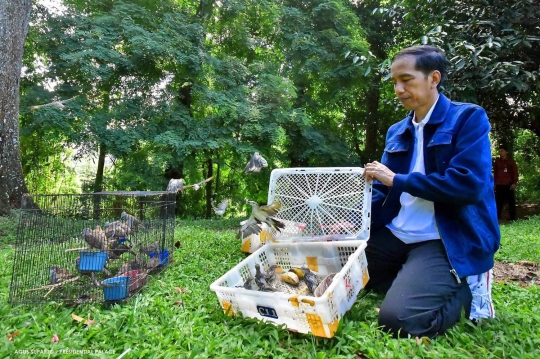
[
  {"xmin": 510, "ymin": 184, "xmax": 517, "ymax": 191},
  {"xmin": 363, "ymin": 161, "xmax": 395, "ymax": 187}
]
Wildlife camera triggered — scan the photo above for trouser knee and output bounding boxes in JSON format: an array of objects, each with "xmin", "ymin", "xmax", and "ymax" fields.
[{"xmin": 378, "ymin": 305, "xmax": 414, "ymax": 338}]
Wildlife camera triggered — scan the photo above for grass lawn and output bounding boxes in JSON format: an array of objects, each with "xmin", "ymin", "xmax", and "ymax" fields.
[{"xmin": 1, "ymin": 214, "xmax": 539, "ymax": 359}]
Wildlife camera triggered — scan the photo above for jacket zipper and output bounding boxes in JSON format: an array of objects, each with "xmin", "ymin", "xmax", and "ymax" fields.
[
  {"xmin": 435, "ymin": 215, "xmax": 461, "ymax": 284},
  {"xmin": 381, "ymin": 186, "xmax": 392, "ymax": 207},
  {"xmin": 450, "ymin": 269, "xmax": 461, "ymax": 284}
]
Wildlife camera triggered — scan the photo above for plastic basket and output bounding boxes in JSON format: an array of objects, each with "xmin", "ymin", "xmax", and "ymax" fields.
[
  {"xmin": 102, "ymin": 276, "xmax": 130, "ymax": 301},
  {"xmin": 78, "ymin": 251, "xmax": 108, "ymax": 272},
  {"xmin": 149, "ymin": 250, "xmax": 169, "ymax": 265},
  {"xmin": 210, "ymin": 240, "xmax": 369, "ymax": 338}
]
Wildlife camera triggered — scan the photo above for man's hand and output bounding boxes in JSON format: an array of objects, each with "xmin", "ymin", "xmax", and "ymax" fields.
[
  {"xmin": 363, "ymin": 161, "xmax": 395, "ymax": 187},
  {"xmin": 510, "ymin": 184, "xmax": 517, "ymax": 191}
]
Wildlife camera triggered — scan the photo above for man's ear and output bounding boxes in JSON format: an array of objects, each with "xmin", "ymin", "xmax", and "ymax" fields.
[{"xmin": 431, "ymin": 70, "xmax": 441, "ymax": 88}]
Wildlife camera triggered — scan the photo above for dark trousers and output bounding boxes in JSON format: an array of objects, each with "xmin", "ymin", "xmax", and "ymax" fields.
[
  {"xmin": 365, "ymin": 227, "xmax": 472, "ymax": 338},
  {"xmin": 495, "ymin": 185, "xmax": 516, "ymax": 221}
]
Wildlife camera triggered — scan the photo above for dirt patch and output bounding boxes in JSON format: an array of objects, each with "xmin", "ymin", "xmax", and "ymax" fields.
[
  {"xmin": 499, "ymin": 203, "xmax": 540, "ymax": 223},
  {"xmin": 493, "ymin": 261, "xmax": 539, "ymax": 286}
]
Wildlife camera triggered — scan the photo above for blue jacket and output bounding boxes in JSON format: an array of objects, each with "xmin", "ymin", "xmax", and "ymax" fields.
[{"xmin": 371, "ymin": 94, "xmax": 500, "ymax": 279}]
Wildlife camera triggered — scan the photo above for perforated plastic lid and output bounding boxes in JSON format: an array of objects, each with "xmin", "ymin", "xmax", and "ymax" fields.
[{"xmin": 267, "ymin": 167, "xmax": 371, "ymax": 242}]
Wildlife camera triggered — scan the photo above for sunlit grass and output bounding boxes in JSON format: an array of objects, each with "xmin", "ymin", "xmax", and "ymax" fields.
[{"xmin": 0, "ymin": 216, "xmax": 539, "ymax": 358}]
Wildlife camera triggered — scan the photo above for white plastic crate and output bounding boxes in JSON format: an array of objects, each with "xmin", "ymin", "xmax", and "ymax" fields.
[
  {"xmin": 210, "ymin": 240, "xmax": 369, "ymax": 338},
  {"xmin": 267, "ymin": 167, "xmax": 372, "ymax": 242}
]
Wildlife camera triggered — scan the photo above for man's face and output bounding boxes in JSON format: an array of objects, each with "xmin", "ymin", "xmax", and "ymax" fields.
[
  {"xmin": 498, "ymin": 148, "xmax": 508, "ymax": 158},
  {"xmin": 390, "ymin": 55, "xmax": 439, "ymax": 113}
]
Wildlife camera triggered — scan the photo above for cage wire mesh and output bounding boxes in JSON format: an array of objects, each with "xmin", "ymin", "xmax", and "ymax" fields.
[
  {"xmin": 267, "ymin": 168, "xmax": 371, "ymax": 241},
  {"xmin": 9, "ymin": 191, "xmax": 176, "ymax": 304}
]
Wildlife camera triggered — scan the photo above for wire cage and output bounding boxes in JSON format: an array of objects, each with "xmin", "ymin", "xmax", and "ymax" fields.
[{"xmin": 9, "ymin": 191, "xmax": 176, "ymax": 304}]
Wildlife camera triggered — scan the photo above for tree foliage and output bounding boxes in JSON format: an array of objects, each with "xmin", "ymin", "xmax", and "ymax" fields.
[{"xmin": 11, "ymin": 0, "xmax": 540, "ymax": 216}]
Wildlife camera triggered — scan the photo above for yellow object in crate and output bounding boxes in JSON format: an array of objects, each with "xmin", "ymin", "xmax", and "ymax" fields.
[{"xmin": 211, "ymin": 240, "xmax": 369, "ymax": 338}]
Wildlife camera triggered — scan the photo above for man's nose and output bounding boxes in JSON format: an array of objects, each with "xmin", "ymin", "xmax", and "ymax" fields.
[{"xmin": 394, "ymin": 82, "xmax": 404, "ymax": 94}]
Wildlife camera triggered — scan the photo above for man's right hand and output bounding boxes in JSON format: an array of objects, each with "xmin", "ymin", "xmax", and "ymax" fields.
[{"xmin": 363, "ymin": 161, "xmax": 396, "ymax": 187}]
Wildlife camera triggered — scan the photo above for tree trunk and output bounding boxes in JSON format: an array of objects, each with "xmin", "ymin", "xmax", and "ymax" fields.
[
  {"xmin": 164, "ymin": 164, "xmax": 184, "ymax": 217},
  {"xmin": 205, "ymin": 157, "xmax": 213, "ymax": 218},
  {"xmin": 363, "ymin": 74, "xmax": 382, "ymax": 164},
  {"xmin": 215, "ymin": 155, "xmax": 221, "ymax": 198},
  {"xmin": 92, "ymin": 143, "xmax": 106, "ymax": 220},
  {"xmin": 94, "ymin": 83, "xmax": 113, "ymax": 194},
  {"xmin": 94, "ymin": 143, "xmax": 106, "ymax": 193},
  {"xmin": 0, "ymin": 0, "xmax": 32, "ymax": 215}
]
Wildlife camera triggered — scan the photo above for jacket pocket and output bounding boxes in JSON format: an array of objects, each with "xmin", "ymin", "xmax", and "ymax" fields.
[
  {"xmin": 382, "ymin": 141, "xmax": 410, "ymax": 173},
  {"xmin": 427, "ymin": 132, "xmax": 452, "ymax": 147},
  {"xmin": 427, "ymin": 132, "xmax": 453, "ymax": 174},
  {"xmin": 384, "ymin": 141, "xmax": 409, "ymax": 153}
]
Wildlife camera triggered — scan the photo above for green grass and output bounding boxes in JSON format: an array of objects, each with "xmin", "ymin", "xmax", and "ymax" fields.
[
  {"xmin": 0, "ymin": 211, "xmax": 19, "ymax": 246},
  {"xmin": 0, "ymin": 216, "xmax": 539, "ymax": 358},
  {"xmin": 496, "ymin": 216, "xmax": 540, "ymax": 263}
]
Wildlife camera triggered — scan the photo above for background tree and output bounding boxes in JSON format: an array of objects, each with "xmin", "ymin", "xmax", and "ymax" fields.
[{"xmin": 0, "ymin": 0, "xmax": 32, "ymax": 215}]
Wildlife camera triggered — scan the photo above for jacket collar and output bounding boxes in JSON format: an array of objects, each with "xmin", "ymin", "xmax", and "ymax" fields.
[{"xmin": 396, "ymin": 93, "xmax": 451, "ymax": 135}]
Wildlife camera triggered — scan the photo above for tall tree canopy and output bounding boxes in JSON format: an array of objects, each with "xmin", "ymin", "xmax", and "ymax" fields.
[{"xmin": 5, "ymin": 0, "xmax": 539, "ymax": 216}]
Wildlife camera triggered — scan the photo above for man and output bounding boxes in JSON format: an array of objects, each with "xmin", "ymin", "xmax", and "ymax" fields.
[
  {"xmin": 493, "ymin": 145, "xmax": 519, "ymax": 221},
  {"xmin": 362, "ymin": 45, "xmax": 500, "ymax": 338}
]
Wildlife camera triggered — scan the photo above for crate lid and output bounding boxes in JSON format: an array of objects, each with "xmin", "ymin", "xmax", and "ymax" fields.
[{"xmin": 267, "ymin": 167, "xmax": 371, "ymax": 242}]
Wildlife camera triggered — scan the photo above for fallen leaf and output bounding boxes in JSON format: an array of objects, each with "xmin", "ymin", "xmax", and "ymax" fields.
[
  {"xmin": 421, "ymin": 337, "xmax": 430, "ymax": 347},
  {"xmin": 51, "ymin": 333, "xmax": 59, "ymax": 343},
  {"xmin": 72, "ymin": 312, "xmax": 95, "ymax": 326},
  {"xmin": 174, "ymin": 287, "xmax": 187, "ymax": 294},
  {"xmin": 7, "ymin": 330, "xmax": 20, "ymax": 341},
  {"xmin": 174, "ymin": 300, "xmax": 183, "ymax": 306},
  {"xmin": 174, "ymin": 241, "xmax": 181, "ymax": 248},
  {"xmin": 85, "ymin": 313, "xmax": 95, "ymax": 326},
  {"xmin": 72, "ymin": 313, "xmax": 84, "ymax": 323}
]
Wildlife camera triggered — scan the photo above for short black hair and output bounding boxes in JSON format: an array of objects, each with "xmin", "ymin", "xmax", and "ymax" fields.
[
  {"xmin": 393, "ymin": 45, "xmax": 448, "ymax": 90},
  {"xmin": 499, "ymin": 144, "xmax": 508, "ymax": 151}
]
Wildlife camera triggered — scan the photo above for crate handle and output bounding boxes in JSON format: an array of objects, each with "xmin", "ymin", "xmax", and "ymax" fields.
[{"xmin": 301, "ymin": 298, "xmax": 315, "ymax": 306}]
